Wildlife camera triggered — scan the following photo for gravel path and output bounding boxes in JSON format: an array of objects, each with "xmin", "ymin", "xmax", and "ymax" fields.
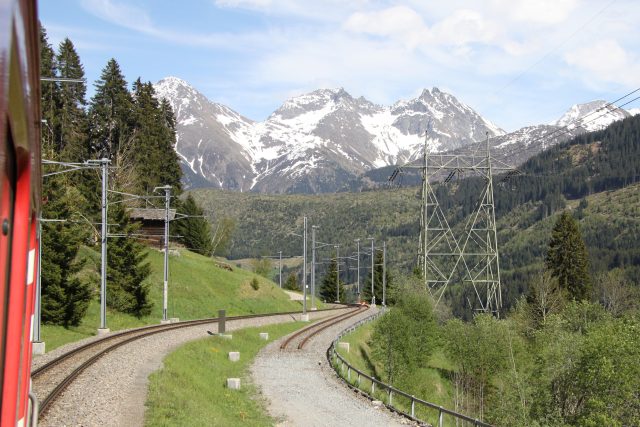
[
  {"xmin": 35, "ymin": 310, "xmax": 343, "ymax": 427},
  {"xmin": 251, "ymin": 307, "xmax": 412, "ymax": 426}
]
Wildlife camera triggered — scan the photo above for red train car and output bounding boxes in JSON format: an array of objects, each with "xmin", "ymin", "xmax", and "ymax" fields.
[{"xmin": 0, "ymin": 0, "xmax": 41, "ymax": 425}]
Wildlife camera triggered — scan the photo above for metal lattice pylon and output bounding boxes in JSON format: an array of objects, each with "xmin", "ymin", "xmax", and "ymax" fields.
[{"xmin": 403, "ymin": 130, "xmax": 516, "ymax": 314}]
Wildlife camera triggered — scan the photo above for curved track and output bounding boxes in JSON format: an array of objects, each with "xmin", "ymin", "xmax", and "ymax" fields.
[
  {"xmin": 33, "ymin": 307, "xmax": 349, "ymax": 418},
  {"xmin": 280, "ymin": 305, "xmax": 367, "ymax": 350}
]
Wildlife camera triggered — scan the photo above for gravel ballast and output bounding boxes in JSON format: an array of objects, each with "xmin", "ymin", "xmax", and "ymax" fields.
[
  {"xmin": 251, "ymin": 307, "xmax": 412, "ymax": 426},
  {"xmin": 35, "ymin": 310, "xmax": 341, "ymax": 427}
]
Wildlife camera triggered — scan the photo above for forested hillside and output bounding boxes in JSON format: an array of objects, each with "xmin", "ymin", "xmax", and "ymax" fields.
[
  {"xmin": 191, "ymin": 114, "xmax": 640, "ymax": 315},
  {"xmin": 39, "ymin": 26, "xmax": 187, "ymax": 326}
]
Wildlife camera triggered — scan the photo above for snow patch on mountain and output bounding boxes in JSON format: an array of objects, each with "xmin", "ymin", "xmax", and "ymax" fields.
[
  {"xmin": 154, "ymin": 77, "xmax": 516, "ymax": 193},
  {"xmin": 552, "ymin": 100, "xmax": 630, "ymax": 132}
]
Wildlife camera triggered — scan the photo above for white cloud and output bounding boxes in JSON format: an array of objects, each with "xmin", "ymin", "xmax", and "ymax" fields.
[
  {"xmin": 489, "ymin": 0, "xmax": 579, "ymax": 25},
  {"xmin": 428, "ymin": 9, "xmax": 496, "ymax": 47},
  {"xmin": 81, "ymin": 0, "xmax": 154, "ymax": 34},
  {"xmin": 343, "ymin": 7, "xmax": 496, "ymax": 50},
  {"xmin": 214, "ymin": 0, "xmax": 368, "ymax": 21},
  {"xmin": 69, "ymin": 0, "xmax": 640, "ymax": 130},
  {"xmin": 564, "ymin": 39, "xmax": 640, "ymax": 88},
  {"xmin": 81, "ymin": 0, "xmax": 272, "ymax": 49},
  {"xmin": 344, "ymin": 6, "xmax": 426, "ymax": 38}
]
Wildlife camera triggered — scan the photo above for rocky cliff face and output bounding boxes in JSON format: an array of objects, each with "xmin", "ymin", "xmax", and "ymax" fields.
[
  {"xmin": 155, "ymin": 78, "xmax": 504, "ymax": 193},
  {"xmin": 154, "ymin": 77, "xmax": 632, "ymax": 193}
]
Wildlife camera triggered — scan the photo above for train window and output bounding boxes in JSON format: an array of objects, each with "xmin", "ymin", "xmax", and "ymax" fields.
[{"xmin": 0, "ymin": 119, "xmax": 17, "ymax": 401}]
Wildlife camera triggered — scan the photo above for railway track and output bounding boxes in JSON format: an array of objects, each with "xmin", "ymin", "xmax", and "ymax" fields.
[
  {"xmin": 280, "ymin": 305, "xmax": 367, "ymax": 350},
  {"xmin": 33, "ymin": 307, "xmax": 350, "ymax": 419}
]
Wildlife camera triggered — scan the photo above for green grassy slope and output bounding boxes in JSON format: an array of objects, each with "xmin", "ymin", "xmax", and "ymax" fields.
[
  {"xmin": 145, "ymin": 322, "xmax": 305, "ymax": 427},
  {"xmin": 41, "ymin": 248, "xmax": 315, "ymax": 351},
  {"xmin": 336, "ymin": 319, "xmax": 456, "ymax": 425}
]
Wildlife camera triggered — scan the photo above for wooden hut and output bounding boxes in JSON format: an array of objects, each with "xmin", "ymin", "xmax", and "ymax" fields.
[{"xmin": 129, "ymin": 208, "xmax": 176, "ymax": 247}]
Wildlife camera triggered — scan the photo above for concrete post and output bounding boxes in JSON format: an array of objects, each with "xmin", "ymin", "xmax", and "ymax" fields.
[{"xmin": 218, "ymin": 309, "xmax": 226, "ymax": 334}]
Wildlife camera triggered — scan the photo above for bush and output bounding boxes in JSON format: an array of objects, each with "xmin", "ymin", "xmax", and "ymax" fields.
[
  {"xmin": 250, "ymin": 277, "xmax": 260, "ymax": 290},
  {"xmin": 284, "ymin": 273, "xmax": 298, "ymax": 291}
]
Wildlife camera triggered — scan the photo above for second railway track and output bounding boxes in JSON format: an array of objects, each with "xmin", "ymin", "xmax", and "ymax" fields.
[
  {"xmin": 33, "ymin": 307, "xmax": 350, "ymax": 419},
  {"xmin": 279, "ymin": 305, "xmax": 367, "ymax": 350}
]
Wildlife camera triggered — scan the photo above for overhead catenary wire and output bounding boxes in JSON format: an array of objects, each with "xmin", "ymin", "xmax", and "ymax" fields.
[{"xmin": 493, "ymin": 88, "xmax": 640, "ymax": 162}]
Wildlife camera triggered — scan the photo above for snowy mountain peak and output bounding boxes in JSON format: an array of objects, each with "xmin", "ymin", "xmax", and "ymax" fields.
[
  {"xmin": 155, "ymin": 76, "xmax": 198, "ymax": 98},
  {"xmin": 553, "ymin": 100, "xmax": 630, "ymax": 132},
  {"xmin": 153, "ymin": 77, "xmax": 521, "ymax": 193},
  {"xmin": 628, "ymin": 108, "xmax": 640, "ymax": 116}
]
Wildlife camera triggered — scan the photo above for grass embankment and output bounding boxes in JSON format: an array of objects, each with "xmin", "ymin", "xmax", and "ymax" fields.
[
  {"xmin": 145, "ymin": 322, "xmax": 303, "ymax": 426},
  {"xmin": 335, "ymin": 318, "xmax": 457, "ymax": 425},
  {"xmin": 41, "ymin": 247, "xmax": 319, "ymax": 351}
]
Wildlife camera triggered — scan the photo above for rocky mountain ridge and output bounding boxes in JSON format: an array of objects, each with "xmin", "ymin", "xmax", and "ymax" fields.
[{"xmin": 154, "ymin": 77, "xmax": 631, "ymax": 193}]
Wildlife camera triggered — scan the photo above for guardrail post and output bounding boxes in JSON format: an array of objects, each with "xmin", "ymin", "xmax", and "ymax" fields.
[{"xmin": 328, "ymin": 310, "xmax": 492, "ymax": 427}]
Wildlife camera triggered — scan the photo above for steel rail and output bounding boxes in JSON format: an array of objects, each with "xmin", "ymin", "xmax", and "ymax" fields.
[
  {"xmin": 33, "ymin": 306, "xmax": 348, "ymax": 378},
  {"xmin": 297, "ymin": 306, "xmax": 367, "ymax": 349},
  {"xmin": 279, "ymin": 305, "xmax": 365, "ymax": 350},
  {"xmin": 35, "ymin": 306, "xmax": 350, "ymax": 417}
]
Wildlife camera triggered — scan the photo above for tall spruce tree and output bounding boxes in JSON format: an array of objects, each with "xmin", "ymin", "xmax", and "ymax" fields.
[
  {"xmin": 55, "ymin": 38, "xmax": 101, "ymax": 216},
  {"xmin": 174, "ymin": 194, "xmax": 213, "ymax": 256},
  {"xmin": 88, "ymin": 59, "xmax": 133, "ymax": 160},
  {"xmin": 56, "ymin": 38, "xmax": 88, "ymax": 159},
  {"xmin": 130, "ymin": 79, "xmax": 182, "ymax": 195},
  {"xmin": 39, "ymin": 26, "xmax": 93, "ymax": 327},
  {"xmin": 107, "ymin": 200, "xmax": 152, "ymax": 317},
  {"xmin": 545, "ymin": 211, "xmax": 592, "ymax": 300},
  {"xmin": 41, "ymin": 179, "xmax": 92, "ymax": 326},
  {"xmin": 320, "ymin": 257, "xmax": 346, "ymax": 303},
  {"xmin": 362, "ymin": 250, "xmax": 392, "ymax": 304},
  {"xmin": 39, "ymin": 24, "xmax": 60, "ymax": 156}
]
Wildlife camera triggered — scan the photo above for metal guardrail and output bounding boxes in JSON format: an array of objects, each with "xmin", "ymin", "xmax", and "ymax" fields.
[{"xmin": 327, "ymin": 309, "xmax": 493, "ymax": 427}]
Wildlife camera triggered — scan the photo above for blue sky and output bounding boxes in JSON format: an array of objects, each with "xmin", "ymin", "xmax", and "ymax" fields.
[{"xmin": 40, "ymin": 0, "xmax": 640, "ymax": 132}]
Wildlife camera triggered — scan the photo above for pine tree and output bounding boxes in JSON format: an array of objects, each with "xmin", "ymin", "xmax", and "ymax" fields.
[
  {"xmin": 41, "ymin": 179, "xmax": 92, "ymax": 326},
  {"xmin": 545, "ymin": 211, "xmax": 592, "ymax": 300},
  {"xmin": 55, "ymin": 38, "xmax": 101, "ymax": 216},
  {"xmin": 88, "ymin": 59, "xmax": 133, "ymax": 159},
  {"xmin": 362, "ymin": 250, "xmax": 392, "ymax": 304},
  {"xmin": 107, "ymin": 200, "xmax": 152, "ymax": 317},
  {"xmin": 320, "ymin": 257, "xmax": 346, "ymax": 303},
  {"xmin": 56, "ymin": 38, "xmax": 88, "ymax": 159},
  {"xmin": 39, "ymin": 25, "xmax": 93, "ymax": 327},
  {"xmin": 130, "ymin": 79, "xmax": 182, "ymax": 194},
  {"xmin": 174, "ymin": 194, "xmax": 213, "ymax": 256},
  {"xmin": 39, "ymin": 24, "xmax": 60, "ymax": 156}
]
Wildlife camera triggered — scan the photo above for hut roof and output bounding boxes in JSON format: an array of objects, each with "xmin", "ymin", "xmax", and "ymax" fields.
[{"xmin": 129, "ymin": 208, "xmax": 176, "ymax": 221}]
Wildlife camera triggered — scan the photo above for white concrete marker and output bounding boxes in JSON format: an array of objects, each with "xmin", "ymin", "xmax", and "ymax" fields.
[{"xmin": 338, "ymin": 342, "xmax": 350, "ymax": 353}]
